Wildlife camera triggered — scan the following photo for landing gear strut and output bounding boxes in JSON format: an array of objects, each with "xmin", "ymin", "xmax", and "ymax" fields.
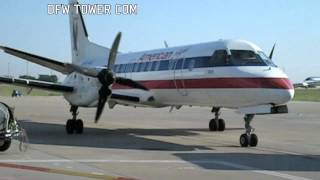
[
  {"xmin": 209, "ymin": 107, "xmax": 225, "ymax": 131},
  {"xmin": 66, "ymin": 106, "xmax": 83, "ymax": 134},
  {"xmin": 239, "ymin": 114, "xmax": 258, "ymax": 147}
]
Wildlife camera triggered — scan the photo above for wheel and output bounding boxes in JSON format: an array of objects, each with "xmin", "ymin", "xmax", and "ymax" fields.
[
  {"xmin": 74, "ymin": 119, "xmax": 83, "ymax": 134},
  {"xmin": 66, "ymin": 119, "xmax": 74, "ymax": 134},
  {"xmin": 240, "ymin": 134, "xmax": 249, "ymax": 147},
  {"xmin": 209, "ymin": 119, "xmax": 217, "ymax": 131},
  {"xmin": 249, "ymin": 134, "xmax": 258, "ymax": 147},
  {"xmin": 0, "ymin": 139, "xmax": 11, "ymax": 152},
  {"xmin": 218, "ymin": 119, "xmax": 225, "ymax": 131}
]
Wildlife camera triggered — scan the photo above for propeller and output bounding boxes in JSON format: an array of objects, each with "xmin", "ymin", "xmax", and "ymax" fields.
[
  {"xmin": 269, "ymin": 43, "xmax": 276, "ymax": 59},
  {"xmin": 94, "ymin": 32, "xmax": 121, "ymax": 122},
  {"xmin": 94, "ymin": 32, "xmax": 148, "ymax": 122}
]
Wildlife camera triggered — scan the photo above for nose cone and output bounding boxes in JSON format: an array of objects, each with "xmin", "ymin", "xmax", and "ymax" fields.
[
  {"xmin": 285, "ymin": 89, "xmax": 295, "ymax": 102},
  {"xmin": 275, "ymin": 79, "xmax": 295, "ymax": 104},
  {"xmin": 273, "ymin": 68, "xmax": 295, "ymax": 104}
]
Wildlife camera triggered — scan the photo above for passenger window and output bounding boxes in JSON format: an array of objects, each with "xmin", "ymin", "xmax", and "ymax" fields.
[
  {"xmin": 159, "ymin": 60, "xmax": 169, "ymax": 71},
  {"xmin": 139, "ymin": 62, "xmax": 147, "ymax": 72},
  {"xmin": 194, "ymin": 57, "xmax": 210, "ymax": 68},
  {"xmin": 212, "ymin": 50, "xmax": 229, "ymax": 66},
  {"xmin": 183, "ymin": 58, "xmax": 195, "ymax": 70},
  {"xmin": 146, "ymin": 62, "xmax": 153, "ymax": 71},
  {"xmin": 133, "ymin": 63, "xmax": 139, "ymax": 72},
  {"xmin": 168, "ymin": 60, "xmax": 176, "ymax": 70},
  {"xmin": 175, "ymin": 59, "xmax": 184, "ymax": 70},
  {"xmin": 113, "ymin": 65, "xmax": 118, "ymax": 72},
  {"xmin": 126, "ymin": 64, "xmax": 133, "ymax": 73},
  {"xmin": 152, "ymin": 61, "xmax": 160, "ymax": 71},
  {"xmin": 121, "ymin": 64, "xmax": 127, "ymax": 73},
  {"xmin": 188, "ymin": 59, "xmax": 195, "ymax": 70},
  {"xmin": 118, "ymin": 64, "xmax": 123, "ymax": 73}
]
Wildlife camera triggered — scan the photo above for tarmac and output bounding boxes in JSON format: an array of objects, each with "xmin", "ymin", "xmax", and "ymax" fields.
[{"xmin": 0, "ymin": 96, "xmax": 320, "ymax": 180}]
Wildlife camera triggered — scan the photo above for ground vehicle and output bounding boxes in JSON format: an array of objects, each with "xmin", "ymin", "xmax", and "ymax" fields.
[{"xmin": 0, "ymin": 102, "xmax": 25, "ymax": 151}]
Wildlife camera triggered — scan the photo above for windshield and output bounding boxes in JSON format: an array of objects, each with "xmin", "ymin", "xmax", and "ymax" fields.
[
  {"xmin": 230, "ymin": 50, "xmax": 267, "ymax": 66},
  {"xmin": 257, "ymin": 51, "xmax": 277, "ymax": 67}
]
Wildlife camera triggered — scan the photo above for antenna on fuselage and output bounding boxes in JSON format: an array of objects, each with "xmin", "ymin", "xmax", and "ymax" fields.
[
  {"xmin": 164, "ymin": 41, "xmax": 169, "ymax": 48},
  {"xmin": 269, "ymin": 43, "xmax": 276, "ymax": 59}
]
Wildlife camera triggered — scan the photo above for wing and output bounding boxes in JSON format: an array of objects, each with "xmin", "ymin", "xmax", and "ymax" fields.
[
  {"xmin": 0, "ymin": 76, "xmax": 73, "ymax": 92},
  {"xmin": 0, "ymin": 46, "xmax": 72, "ymax": 74},
  {"xmin": 0, "ymin": 45, "xmax": 102, "ymax": 76}
]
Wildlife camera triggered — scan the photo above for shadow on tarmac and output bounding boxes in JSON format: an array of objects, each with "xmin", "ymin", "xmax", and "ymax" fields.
[
  {"xmin": 174, "ymin": 152, "xmax": 320, "ymax": 171},
  {"xmin": 19, "ymin": 121, "xmax": 218, "ymax": 151}
]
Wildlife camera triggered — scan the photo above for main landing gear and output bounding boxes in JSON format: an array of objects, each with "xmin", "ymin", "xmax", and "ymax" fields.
[
  {"xmin": 209, "ymin": 107, "xmax": 225, "ymax": 131},
  {"xmin": 239, "ymin": 114, "xmax": 258, "ymax": 147},
  {"xmin": 208, "ymin": 108, "xmax": 258, "ymax": 147},
  {"xmin": 66, "ymin": 106, "xmax": 84, "ymax": 134}
]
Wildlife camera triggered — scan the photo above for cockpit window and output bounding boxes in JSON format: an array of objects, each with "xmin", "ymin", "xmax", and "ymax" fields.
[
  {"xmin": 212, "ymin": 50, "xmax": 229, "ymax": 66},
  {"xmin": 257, "ymin": 51, "xmax": 277, "ymax": 67},
  {"xmin": 230, "ymin": 50, "xmax": 266, "ymax": 66}
]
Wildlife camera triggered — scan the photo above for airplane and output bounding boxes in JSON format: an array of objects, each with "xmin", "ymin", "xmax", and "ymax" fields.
[
  {"xmin": 294, "ymin": 77, "xmax": 320, "ymax": 88},
  {"xmin": 0, "ymin": 0, "xmax": 294, "ymax": 148}
]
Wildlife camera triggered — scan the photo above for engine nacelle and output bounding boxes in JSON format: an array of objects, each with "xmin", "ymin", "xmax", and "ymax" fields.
[{"xmin": 63, "ymin": 73, "xmax": 100, "ymax": 107}]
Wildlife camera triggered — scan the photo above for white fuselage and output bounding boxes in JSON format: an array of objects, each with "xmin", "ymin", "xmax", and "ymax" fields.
[
  {"xmin": 63, "ymin": 40, "xmax": 294, "ymax": 108},
  {"xmin": 303, "ymin": 77, "xmax": 320, "ymax": 88}
]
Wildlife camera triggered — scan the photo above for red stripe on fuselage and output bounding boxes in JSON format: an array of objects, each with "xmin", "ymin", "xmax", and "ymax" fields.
[{"xmin": 112, "ymin": 78, "xmax": 293, "ymax": 90}]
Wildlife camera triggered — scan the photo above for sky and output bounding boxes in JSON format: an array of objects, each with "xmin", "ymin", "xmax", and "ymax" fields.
[{"xmin": 0, "ymin": 0, "xmax": 319, "ymax": 83}]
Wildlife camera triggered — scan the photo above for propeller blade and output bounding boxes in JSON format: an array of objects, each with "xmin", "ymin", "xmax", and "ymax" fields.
[
  {"xmin": 95, "ymin": 88, "xmax": 111, "ymax": 122},
  {"xmin": 115, "ymin": 77, "xmax": 149, "ymax": 91},
  {"xmin": 269, "ymin": 43, "xmax": 276, "ymax": 59},
  {"xmin": 107, "ymin": 32, "xmax": 122, "ymax": 70},
  {"xmin": 95, "ymin": 32, "xmax": 122, "ymax": 123}
]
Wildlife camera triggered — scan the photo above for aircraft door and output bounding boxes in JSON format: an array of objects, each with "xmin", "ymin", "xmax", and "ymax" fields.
[{"xmin": 173, "ymin": 58, "xmax": 188, "ymax": 96}]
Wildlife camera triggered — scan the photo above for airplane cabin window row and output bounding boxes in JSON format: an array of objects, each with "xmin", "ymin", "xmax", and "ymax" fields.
[{"xmin": 113, "ymin": 50, "xmax": 272, "ymax": 73}]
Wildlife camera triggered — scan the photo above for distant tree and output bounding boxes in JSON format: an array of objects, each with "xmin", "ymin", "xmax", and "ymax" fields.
[
  {"xmin": 19, "ymin": 75, "xmax": 37, "ymax": 80},
  {"xmin": 38, "ymin": 75, "xmax": 58, "ymax": 83}
]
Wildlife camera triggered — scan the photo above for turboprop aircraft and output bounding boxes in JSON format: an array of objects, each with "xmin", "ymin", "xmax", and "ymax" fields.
[{"xmin": 0, "ymin": 0, "xmax": 294, "ymax": 147}]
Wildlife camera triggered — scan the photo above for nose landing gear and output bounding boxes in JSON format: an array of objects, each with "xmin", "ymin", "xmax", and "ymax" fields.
[
  {"xmin": 240, "ymin": 114, "xmax": 258, "ymax": 147},
  {"xmin": 66, "ymin": 106, "xmax": 83, "ymax": 134}
]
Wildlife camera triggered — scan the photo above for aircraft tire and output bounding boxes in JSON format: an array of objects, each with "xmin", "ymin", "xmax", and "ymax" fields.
[
  {"xmin": 0, "ymin": 139, "xmax": 11, "ymax": 152},
  {"xmin": 240, "ymin": 134, "xmax": 249, "ymax": 147},
  {"xmin": 209, "ymin": 119, "xmax": 217, "ymax": 131},
  {"xmin": 249, "ymin": 134, "xmax": 258, "ymax": 147},
  {"xmin": 75, "ymin": 119, "xmax": 83, "ymax": 134},
  {"xmin": 66, "ymin": 119, "xmax": 74, "ymax": 134},
  {"xmin": 218, "ymin": 119, "xmax": 225, "ymax": 131}
]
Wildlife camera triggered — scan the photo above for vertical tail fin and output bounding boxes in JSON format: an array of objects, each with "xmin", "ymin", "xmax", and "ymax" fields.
[{"xmin": 68, "ymin": 0, "xmax": 110, "ymax": 66}]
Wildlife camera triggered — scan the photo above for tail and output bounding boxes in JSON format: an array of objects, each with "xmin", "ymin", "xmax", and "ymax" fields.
[{"xmin": 69, "ymin": 0, "xmax": 110, "ymax": 66}]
